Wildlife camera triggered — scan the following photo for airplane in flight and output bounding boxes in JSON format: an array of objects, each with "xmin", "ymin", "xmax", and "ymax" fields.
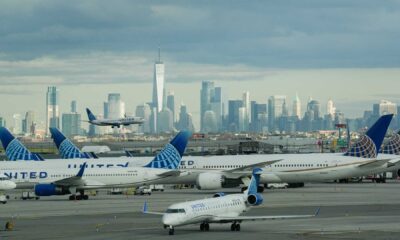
[
  {"xmin": 86, "ymin": 108, "xmax": 144, "ymax": 128},
  {"xmin": 143, "ymin": 168, "xmax": 318, "ymax": 235},
  {"xmin": 0, "ymin": 131, "xmax": 191, "ymax": 200}
]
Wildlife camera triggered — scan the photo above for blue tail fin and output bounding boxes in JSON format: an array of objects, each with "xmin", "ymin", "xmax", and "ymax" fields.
[
  {"xmin": 344, "ymin": 114, "xmax": 393, "ymax": 158},
  {"xmin": 144, "ymin": 131, "xmax": 191, "ymax": 169},
  {"xmin": 380, "ymin": 130, "xmax": 400, "ymax": 155},
  {"xmin": 0, "ymin": 127, "xmax": 42, "ymax": 161},
  {"xmin": 49, "ymin": 128, "xmax": 90, "ymax": 159},
  {"xmin": 247, "ymin": 168, "xmax": 262, "ymax": 195},
  {"xmin": 86, "ymin": 108, "xmax": 96, "ymax": 121}
]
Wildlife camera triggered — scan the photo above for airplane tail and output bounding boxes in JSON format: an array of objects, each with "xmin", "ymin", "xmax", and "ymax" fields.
[
  {"xmin": 344, "ymin": 114, "xmax": 393, "ymax": 158},
  {"xmin": 86, "ymin": 108, "xmax": 96, "ymax": 121},
  {"xmin": 144, "ymin": 131, "xmax": 191, "ymax": 169},
  {"xmin": 0, "ymin": 127, "xmax": 43, "ymax": 161},
  {"xmin": 49, "ymin": 128, "xmax": 90, "ymax": 159},
  {"xmin": 380, "ymin": 130, "xmax": 400, "ymax": 155},
  {"xmin": 245, "ymin": 168, "xmax": 263, "ymax": 206}
]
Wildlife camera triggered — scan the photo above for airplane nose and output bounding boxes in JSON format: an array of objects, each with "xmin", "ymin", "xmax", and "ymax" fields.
[{"xmin": 162, "ymin": 214, "xmax": 174, "ymax": 226}]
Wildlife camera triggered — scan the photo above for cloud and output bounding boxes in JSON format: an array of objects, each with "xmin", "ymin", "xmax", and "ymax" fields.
[{"xmin": 0, "ymin": 1, "xmax": 400, "ymax": 67}]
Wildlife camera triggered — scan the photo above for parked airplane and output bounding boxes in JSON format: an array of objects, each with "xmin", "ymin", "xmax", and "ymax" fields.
[
  {"xmin": 86, "ymin": 108, "xmax": 144, "ymax": 128},
  {"xmin": 143, "ymin": 168, "xmax": 318, "ymax": 235},
  {"xmin": 147, "ymin": 114, "xmax": 400, "ymax": 190},
  {"xmin": 1, "ymin": 115, "xmax": 398, "ymax": 192},
  {"xmin": 0, "ymin": 131, "xmax": 191, "ymax": 200}
]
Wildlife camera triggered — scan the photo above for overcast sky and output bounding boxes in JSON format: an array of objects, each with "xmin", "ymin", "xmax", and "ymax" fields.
[{"xmin": 1, "ymin": 1, "xmax": 400, "ymax": 130}]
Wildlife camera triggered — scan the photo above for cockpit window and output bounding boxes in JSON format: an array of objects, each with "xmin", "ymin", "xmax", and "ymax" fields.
[{"xmin": 166, "ymin": 208, "xmax": 186, "ymax": 213}]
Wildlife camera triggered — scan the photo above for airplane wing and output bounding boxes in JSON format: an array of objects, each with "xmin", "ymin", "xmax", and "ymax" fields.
[
  {"xmin": 211, "ymin": 208, "xmax": 320, "ymax": 223},
  {"xmin": 53, "ymin": 162, "xmax": 87, "ymax": 187},
  {"xmin": 224, "ymin": 159, "xmax": 282, "ymax": 173},
  {"xmin": 357, "ymin": 159, "xmax": 393, "ymax": 169},
  {"xmin": 157, "ymin": 170, "xmax": 181, "ymax": 178}
]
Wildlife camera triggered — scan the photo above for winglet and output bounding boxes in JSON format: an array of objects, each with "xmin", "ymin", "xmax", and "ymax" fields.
[
  {"xmin": 142, "ymin": 202, "xmax": 148, "ymax": 213},
  {"xmin": 86, "ymin": 108, "xmax": 96, "ymax": 121},
  {"xmin": 76, "ymin": 162, "xmax": 87, "ymax": 177},
  {"xmin": 314, "ymin": 207, "xmax": 321, "ymax": 216}
]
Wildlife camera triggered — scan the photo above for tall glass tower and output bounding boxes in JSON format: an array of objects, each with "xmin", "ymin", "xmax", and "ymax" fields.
[
  {"xmin": 152, "ymin": 48, "xmax": 165, "ymax": 113},
  {"xmin": 46, "ymin": 86, "xmax": 60, "ymax": 135}
]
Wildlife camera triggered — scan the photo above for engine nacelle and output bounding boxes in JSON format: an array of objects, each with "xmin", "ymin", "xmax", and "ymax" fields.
[
  {"xmin": 247, "ymin": 193, "xmax": 263, "ymax": 206},
  {"xmin": 196, "ymin": 173, "xmax": 225, "ymax": 190},
  {"xmin": 213, "ymin": 192, "xmax": 225, "ymax": 198},
  {"xmin": 34, "ymin": 184, "xmax": 69, "ymax": 196}
]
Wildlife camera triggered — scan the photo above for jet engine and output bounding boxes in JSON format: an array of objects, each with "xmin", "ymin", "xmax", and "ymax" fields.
[
  {"xmin": 247, "ymin": 193, "xmax": 263, "ymax": 206},
  {"xmin": 196, "ymin": 173, "xmax": 225, "ymax": 190},
  {"xmin": 34, "ymin": 184, "xmax": 70, "ymax": 196},
  {"xmin": 213, "ymin": 192, "xmax": 225, "ymax": 198}
]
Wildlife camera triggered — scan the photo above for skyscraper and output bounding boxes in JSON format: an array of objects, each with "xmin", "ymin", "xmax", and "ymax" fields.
[
  {"xmin": 292, "ymin": 93, "xmax": 301, "ymax": 119},
  {"xmin": 326, "ymin": 98, "xmax": 336, "ymax": 117},
  {"xmin": 200, "ymin": 81, "xmax": 222, "ymax": 132},
  {"xmin": 228, "ymin": 100, "xmax": 243, "ymax": 132},
  {"xmin": 12, "ymin": 114, "xmax": 22, "ymax": 134},
  {"xmin": 379, "ymin": 100, "xmax": 397, "ymax": 115},
  {"xmin": 167, "ymin": 91, "xmax": 175, "ymax": 123},
  {"xmin": 24, "ymin": 111, "xmax": 35, "ymax": 135},
  {"xmin": 268, "ymin": 95, "xmax": 286, "ymax": 131},
  {"xmin": 135, "ymin": 103, "xmax": 151, "ymax": 133},
  {"xmin": 106, "ymin": 93, "xmax": 125, "ymax": 119},
  {"xmin": 177, "ymin": 104, "xmax": 195, "ymax": 132},
  {"xmin": 0, "ymin": 117, "xmax": 5, "ymax": 128},
  {"xmin": 71, "ymin": 100, "xmax": 77, "ymax": 113},
  {"xmin": 242, "ymin": 91, "xmax": 250, "ymax": 130},
  {"xmin": 62, "ymin": 113, "xmax": 81, "ymax": 137},
  {"xmin": 152, "ymin": 48, "xmax": 165, "ymax": 113},
  {"xmin": 46, "ymin": 86, "xmax": 60, "ymax": 135}
]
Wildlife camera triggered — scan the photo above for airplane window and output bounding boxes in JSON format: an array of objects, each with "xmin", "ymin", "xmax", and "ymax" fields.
[{"xmin": 166, "ymin": 209, "xmax": 185, "ymax": 213}]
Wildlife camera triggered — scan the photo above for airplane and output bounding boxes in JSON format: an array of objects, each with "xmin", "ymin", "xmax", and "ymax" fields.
[
  {"xmin": 0, "ymin": 131, "xmax": 191, "ymax": 200},
  {"xmin": 143, "ymin": 168, "xmax": 318, "ymax": 235},
  {"xmin": 1, "ymin": 115, "xmax": 398, "ymax": 192},
  {"xmin": 86, "ymin": 108, "xmax": 144, "ymax": 128}
]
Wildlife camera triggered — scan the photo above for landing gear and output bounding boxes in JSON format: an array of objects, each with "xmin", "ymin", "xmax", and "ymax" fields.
[
  {"xmin": 230, "ymin": 222, "xmax": 240, "ymax": 231},
  {"xmin": 168, "ymin": 226, "xmax": 174, "ymax": 235},
  {"xmin": 68, "ymin": 191, "xmax": 89, "ymax": 201},
  {"xmin": 200, "ymin": 223, "xmax": 210, "ymax": 231}
]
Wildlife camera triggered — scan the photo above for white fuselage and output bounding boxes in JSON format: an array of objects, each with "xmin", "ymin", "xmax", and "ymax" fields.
[
  {"xmin": 162, "ymin": 194, "xmax": 247, "ymax": 227},
  {"xmin": 1, "ymin": 152, "xmax": 398, "ymax": 189},
  {"xmin": 91, "ymin": 117, "xmax": 144, "ymax": 126},
  {"xmin": 0, "ymin": 160, "xmax": 175, "ymax": 190}
]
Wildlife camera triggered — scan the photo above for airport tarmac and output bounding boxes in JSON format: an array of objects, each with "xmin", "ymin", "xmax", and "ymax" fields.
[{"xmin": 1, "ymin": 182, "xmax": 399, "ymax": 240}]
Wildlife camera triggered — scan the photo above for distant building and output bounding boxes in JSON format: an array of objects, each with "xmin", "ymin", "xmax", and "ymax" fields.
[
  {"xmin": 12, "ymin": 114, "xmax": 22, "ymax": 134},
  {"xmin": 62, "ymin": 113, "xmax": 81, "ymax": 137},
  {"xmin": 228, "ymin": 100, "xmax": 243, "ymax": 132},
  {"xmin": 46, "ymin": 86, "xmax": 60, "ymax": 135},
  {"xmin": 379, "ymin": 100, "xmax": 397, "ymax": 115},
  {"xmin": 157, "ymin": 107, "xmax": 173, "ymax": 133},
  {"xmin": 135, "ymin": 103, "xmax": 151, "ymax": 133},
  {"xmin": 292, "ymin": 93, "xmax": 301, "ymax": 119},
  {"xmin": 152, "ymin": 49, "xmax": 165, "ymax": 113},
  {"xmin": 268, "ymin": 95, "xmax": 286, "ymax": 132},
  {"xmin": 200, "ymin": 81, "xmax": 222, "ymax": 132},
  {"xmin": 202, "ymin": 110, "xmax": 218, "ymax": 133},
  {"xmin": 326, "ymin": 98, "xmax": 336, "ymax": 117},
  {"xmin": 177, "ymin": 104, "xmax": 195, "ymax": 132},
  {"xmin": 23, "ymin": 111, "xmax": 35, "ymax": 135},
  {"xmin": 166, "ymin": 92, "xmax": 175, "ymax": 123}
]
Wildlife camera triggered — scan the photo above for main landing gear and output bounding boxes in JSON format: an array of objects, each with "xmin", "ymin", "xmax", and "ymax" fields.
[
  {"xmin": 68, "ymin": 190, "xmax": 89, "ymax": 201},
  {"xmin": 230, "ymin": 222, "xmax": 241, "ymax": 231},
  {"xmin": 200, "ymin": 222, "xmax": 210, "ymax": 231}
]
